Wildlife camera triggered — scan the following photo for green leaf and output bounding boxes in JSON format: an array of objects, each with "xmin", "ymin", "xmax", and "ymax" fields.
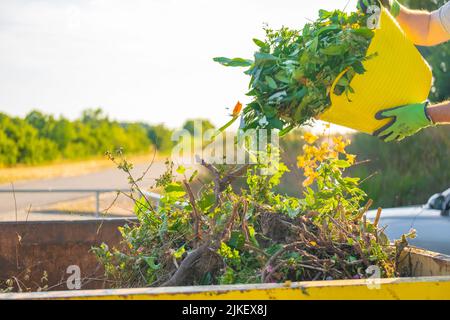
[
  {"xmin": 228, "ymin": 231, "xmax": 245, "ymax": 250},
  {"xmin": 253, "ymin": 38, "xmax": 266, "ymax": 48},
  {"xmin": 268, "ymin": 91, "xmax": 287, "ymax": 101},
  {"xmin": 265, "ymin": 76, "xmax": 277, "ymax": 89},
  {"xmin": 318, "ymin": 9, "xmax": 333, "ymax": 19},
  {"xmin": 317, "ymin": 24, "xmax": 340, "ymax": 36},
  {"xmin": 213, "ymin": 57, "xmax": 253, "ymax": 67},
  {"xmin": 310, "ymin": 37, "xmax": 319, "ymax": 52},
  {"xmin": 133, "ymin": 196, "xmax": 150, "ymax": 217},
  {"xmin": 176, "ymin": 165, "xmax": 186, "ymax": 175},
  {"xmin": 337, "ymin": 76, "xmax": 349, "ymax": 86},
  {"xmin": 292, "ymin": 68, "xmax": 305, "ymax": 81},
  {"xmin": 197, "ymin": 192, "xmax": 215, "ymax": 212},
  {"xmin": 262, "ymin": 105, "xmax": 277, "ymax": 118},
  {"xmin": 164, "ymin": 182, "xmax": 184, "ymax": 193},
  {"xmin": 352, "ymin": 61, "xmax": 366, "ymax": 74},
  {"xmin": 247, "ymin": 225, "xmax": 258, "ymax": 246},
  {"xmin": 320, "ymin": 44, "xmax": 347, "ymax": 56},
  {"xmin": 295, "ymin": 87, "xmax": 307, "ymax": 99},
  {"xmin": 173, "ymin": 246, "xmax": 186, "ymax": 259},
  {"xmin": 164, "ymin": 182, "xmax": 186, "ymax": 198},
  {"xmin": 268, "ymin": 117, "xmax": 284, "ymax": 130},
  {"xmin": 287, "ymin": 206, "xmax": 301, "ymax": 218},
  {"xmin": 143, "ymin": 256, "xmax": 161, "ymax": 270},
  {"xmin": 335, "ymin": 159, "xmax": 351, "ymax": 168},
  {"xmin": 254, "ymin": 52, "xmax": 278, "ymax": 63},
  {"xmin": 274, "ymin": 72, "xmax": 290, "ymax": 84},
  {"xmin": 351, "ymin": 27, "xmax": 375, "ymax": 39},
  {"xmin": 302, "ymin": 23, "xmax": 311, "ymax": 38}
]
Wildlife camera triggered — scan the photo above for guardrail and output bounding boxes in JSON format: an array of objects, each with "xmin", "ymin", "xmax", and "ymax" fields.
[{"xmin": 0, "ymin": 188, "xmax": 161, "ymax": 218}]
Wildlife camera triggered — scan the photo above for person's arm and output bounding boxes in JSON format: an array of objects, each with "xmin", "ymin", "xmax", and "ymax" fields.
[
  {"xmin": 395, "ymin": 3, "xmax": 450, "ymax": 46},
  {"xmin": 428, "ymin": 100, "xmax": 450, "ymax": 124},
  {"xmin": 373, "ymin": 101, "xmax": 449, "ymax": 142},
  {"xmin": 358, "ymin": 1, "xmax": 450, "ymax": 46}
]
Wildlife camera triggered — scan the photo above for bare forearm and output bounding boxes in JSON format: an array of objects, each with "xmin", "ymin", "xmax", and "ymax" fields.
[
  {"xmin": 428, "ymin": 101, "xmax": 450, "ymax": 124},
  {"xmin": 396, "ymin": 4, "xmax": 449, "ymax": 46},
  {"xmin": 396, "ymin": 6, "xmax": 430, "ymax": 45}
]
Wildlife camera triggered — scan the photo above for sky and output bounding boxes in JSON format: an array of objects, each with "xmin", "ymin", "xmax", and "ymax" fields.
[{"xmin": 0, "ymin": 0, "xmax": 357, "ymax": 129}]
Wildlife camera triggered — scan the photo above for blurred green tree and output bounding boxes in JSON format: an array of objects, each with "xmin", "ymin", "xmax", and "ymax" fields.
[
  {"xmin": 182, "ymin": 119, "xmax": 215, "ymax": 136},
  {"xmin": 0, "ymin": 109, "xmax": 153, "ymax": 166},
  {"xmin": 145, "ymin": 124, "xmax": 174, "ymax": 153}
]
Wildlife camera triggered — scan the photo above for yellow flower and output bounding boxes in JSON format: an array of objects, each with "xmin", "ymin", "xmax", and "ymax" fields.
[
  {"xmin": 315, "ymin": 148, "xmax": 328, "ymax": 162},
  {"xmin": 332, "ymin": 136, "xmax": 349, "ymax": 154},
  {"xmin": 320, "ymin": 141, "xmax": 329, "ymax": 149},
  {"xmin": 329, "ymin": 151, "xmax": 339, "ymax": 159},
  {"xmin": 299, "ymin": 134, "xmax": 353, "ymax": 188},
  {"xmin": 346, "ymin": 153, "xmax": 356, "ymax": 164},
  {"xmin": 303, "ymin": 177, "xmax": 314, "ymax": 187},
  {"xmin": 302, "ymin": 132, "xmax": 318, "ymax": 144},
  {"xmin": 303, "ymin": 167, "xmax": 319, "ymax": 187},
  {"xmin": 302, "ymin": 144, "xmax": 318, "ymax": 157},
  {"xmin": 297, "ymin": 155, "xmax": 307, "ymax": 168}
]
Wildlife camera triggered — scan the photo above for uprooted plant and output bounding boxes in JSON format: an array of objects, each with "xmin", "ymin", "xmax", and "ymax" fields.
[
  {"xmin": 93, "ymin": 134, "xmax": 415, "ymax": 288},
  {"xmin": 214, "ymin": 8, "xmax": 376, "ymax": 136}
]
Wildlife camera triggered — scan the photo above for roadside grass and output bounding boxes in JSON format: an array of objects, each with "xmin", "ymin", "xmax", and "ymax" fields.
[
  {"xmin": 347, "ymin": 126, "xmax": 450, "ymax": 207},
  {"xmin": 278, "ymin": 126, "xmax": 450, "ymax": 208},
  {"xmin": 0, "ymin": 150, "xmax": 166, "ymax": 185}
]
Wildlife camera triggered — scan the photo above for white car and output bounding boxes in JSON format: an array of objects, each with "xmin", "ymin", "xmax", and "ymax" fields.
[{"xmin": 366, "ymin": 188, "xmax": 450, "ymax": 255}]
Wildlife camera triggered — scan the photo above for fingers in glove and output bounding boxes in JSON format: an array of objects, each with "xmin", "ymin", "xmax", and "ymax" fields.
[
  {"xmin": 373, "ymin": 117, "xmax": 395, "ymax": 137},
  {"xmin": 383, "ymin": 132, "xmax": 399, "ymax": 142},
  {"xmin": 375, "ymin": 105, "xmax": 405, "ymax": 120},
  {"xmin": 377, "ymin": 129, "xmax": 393, "ymax": 140}
]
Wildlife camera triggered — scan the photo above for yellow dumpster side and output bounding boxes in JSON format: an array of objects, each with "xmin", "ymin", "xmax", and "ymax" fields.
[
  {"xmin": 1, "ymin": 248, "xmax": 450, "ymax": 300},
  {"xmin": 1, "ymin": 276, "xmax": 450, "ymax": 300}
]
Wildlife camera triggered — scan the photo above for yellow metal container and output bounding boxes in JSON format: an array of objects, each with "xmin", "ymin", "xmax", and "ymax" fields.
[
  {"xmin": 1, "ymin": 247, "xmax": 450, "ymax": 300},
  {"xmin": 318, "ymin": 6, "xmax": 433, "ymax": 134}
]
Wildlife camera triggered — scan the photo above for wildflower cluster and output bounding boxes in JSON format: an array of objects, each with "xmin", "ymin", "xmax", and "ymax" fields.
[
  {"xmin": 297, "ymin": 133, "xmax": 355, "ymax": 187},
  {"xmin": 297, "ymin": 133, "xmax": 366, "ymax": 219}
]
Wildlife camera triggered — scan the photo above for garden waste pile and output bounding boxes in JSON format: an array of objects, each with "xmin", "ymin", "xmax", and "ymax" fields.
[
  {"xmin": 214, "ymin": 8, "xmax": 376, "ymax": 135},
  {"xmin": 94, "ymin": 135, "xmax": 414, "ymax": 288},
  {"xmin": 93, "ymin": 6, "xmax": 414, "ymax": 289}
]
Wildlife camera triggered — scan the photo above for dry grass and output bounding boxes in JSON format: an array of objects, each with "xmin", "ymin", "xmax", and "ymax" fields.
[{"xmin": 0, "ymin": 152, "xmax": 162, "ymax": 185}]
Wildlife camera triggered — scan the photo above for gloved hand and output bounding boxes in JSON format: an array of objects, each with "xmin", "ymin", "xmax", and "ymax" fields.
[
  {"xmin": 373, "ymin": 102, "xmax": 434, "ymax": 142},
  {"xmin": 357, "ymin": 0, "xmax": 401, "ymax": 17}
]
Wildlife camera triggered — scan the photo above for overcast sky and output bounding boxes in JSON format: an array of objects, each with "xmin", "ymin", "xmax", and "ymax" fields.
[{"xmin": 0, "ymin": 0, "xmax": 357, "ymax": 129}]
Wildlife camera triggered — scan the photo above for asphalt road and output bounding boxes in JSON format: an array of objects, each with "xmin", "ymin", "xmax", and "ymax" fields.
[{"xmin": 0, "ymin": 161, "xmax": 167, "ymax": 221}]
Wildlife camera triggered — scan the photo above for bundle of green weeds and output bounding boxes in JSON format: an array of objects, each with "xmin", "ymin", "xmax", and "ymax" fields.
[
  {"xmin": 93, "ymin": 139, "xmax": 413, "ymax": 288},
  {"xmin": 214, "ymin": 9, "xmax": 376, "ymax": 135}
]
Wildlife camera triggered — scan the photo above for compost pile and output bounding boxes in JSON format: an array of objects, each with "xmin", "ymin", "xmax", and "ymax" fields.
[
  {"xmin": 94, "ymin": 136, "xmax": 413, "ymax": 288},
  {"xmin": 214, "ymin": 9, "xmax": 376, "ymax": 135}
]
